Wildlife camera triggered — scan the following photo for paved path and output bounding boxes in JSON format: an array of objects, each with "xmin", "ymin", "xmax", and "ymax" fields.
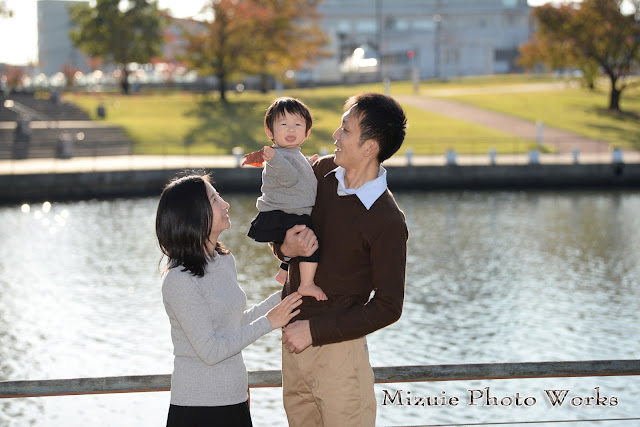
[{"xmin": 396, "ymin": 82, "xmax": 612, "ymax": 154}]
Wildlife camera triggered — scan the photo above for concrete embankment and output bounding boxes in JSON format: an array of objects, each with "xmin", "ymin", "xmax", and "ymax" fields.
[{"xmin": 1, "ymin": 156, "xmax": 639, "ymax": 204}]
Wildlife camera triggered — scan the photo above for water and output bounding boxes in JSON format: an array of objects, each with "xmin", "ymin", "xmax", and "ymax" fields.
[{"xmin": 1, "ymin": 190, "xmax": 639, "ymax": 427}]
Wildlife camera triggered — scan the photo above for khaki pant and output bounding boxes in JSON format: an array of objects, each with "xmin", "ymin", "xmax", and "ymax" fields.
[{"xmin": 282, "ymin": 337, "xmax": 376, "ymax": 427}]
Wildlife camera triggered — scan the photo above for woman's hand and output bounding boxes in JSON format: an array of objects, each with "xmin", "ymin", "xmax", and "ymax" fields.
[{"xmin": 266, "ymin": 292, "xmax": 303, "ymax": 329}]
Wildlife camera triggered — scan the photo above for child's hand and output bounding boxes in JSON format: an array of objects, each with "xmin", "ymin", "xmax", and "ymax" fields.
[
  {"xmin": 263, "ymin": 146, "xmax": 276, "ymax": 162},
  {"xmin": 309, "ymin": 154, "xmax": 319, "ymax": 164}
]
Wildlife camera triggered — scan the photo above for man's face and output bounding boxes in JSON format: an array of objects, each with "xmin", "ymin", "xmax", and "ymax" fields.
[{"xmin": 332, "ymin": 107, "xmax": 368, "ymax": 169}]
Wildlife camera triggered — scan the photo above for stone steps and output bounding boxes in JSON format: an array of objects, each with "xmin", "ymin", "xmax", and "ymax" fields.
[{"xmin": 0, "ymin": 126, "xmax": 133, "ymax": 159}]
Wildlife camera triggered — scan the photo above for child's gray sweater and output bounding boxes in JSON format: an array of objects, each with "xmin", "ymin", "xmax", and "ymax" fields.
[
  {"xmin": 162, "ymin": 252, "xmax": 280, "ymax": 406},
  {"xmin": 256, "ymin": 146, "xmax": 317, "ymax": 215}
]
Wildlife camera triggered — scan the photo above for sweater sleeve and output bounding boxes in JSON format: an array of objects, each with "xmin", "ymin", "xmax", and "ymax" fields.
[
  {"xmin": 266, "ymin": 151, "xmax": 298, "ymax": 188},
  {"xmin": 242, "ymin": 291, "xmax": 281, "ymax": 326},
  {"xmin": 309, "ymin": 218, "xmax": 408, "ymax": 346},
  {"xmin": 163, "ymin": 277, "xmax": 273, "ymax": 366}
]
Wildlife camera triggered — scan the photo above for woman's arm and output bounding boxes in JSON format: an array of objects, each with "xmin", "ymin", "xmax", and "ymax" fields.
[
  {"xmin": 242, "ymin": 291, "xmax": 281, "ymax": 325},
  {"xmin": 164, "ymin": 278, "xmax": 272, "ymax": 366}
]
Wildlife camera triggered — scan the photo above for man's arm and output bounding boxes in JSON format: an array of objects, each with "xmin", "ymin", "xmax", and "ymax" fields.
[{"xmin": 309, "ymin": 217, "xmax": 408, "ymax": 346}]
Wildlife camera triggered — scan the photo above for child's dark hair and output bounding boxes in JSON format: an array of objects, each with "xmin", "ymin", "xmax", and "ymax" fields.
[
  {"xmin": 344, "ymin": 92, "xmax": 407, "ymax": 163},
  {"xmin": 264, "ymin": 97, "xmax": 313, "ymax": 133},
  {"xmin": 155, "ymin": 173, "xmax": 229, "ymax": 277}
]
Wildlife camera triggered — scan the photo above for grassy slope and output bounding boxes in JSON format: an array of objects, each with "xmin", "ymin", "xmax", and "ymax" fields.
[{"xmin": 66, "ymin": 75, "xmax": 639, "ymax": 156}]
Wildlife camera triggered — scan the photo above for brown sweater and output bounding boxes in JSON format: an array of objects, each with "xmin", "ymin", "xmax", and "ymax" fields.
[{"xmin": 279, "ymin": 156, "xmax": 408, "ymax": 346}]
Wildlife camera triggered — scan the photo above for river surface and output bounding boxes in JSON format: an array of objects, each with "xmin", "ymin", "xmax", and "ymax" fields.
[{"xmin": 0, "ymin": 190, "xmax": 639, "ymax": 427}]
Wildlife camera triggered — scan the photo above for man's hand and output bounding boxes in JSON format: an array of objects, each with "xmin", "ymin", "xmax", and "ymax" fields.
[
  {"xmin": 282, "ymin": 320, "xmax": 312, "ymax": 353},
  {"xmin": 281, "ymin": 224, "xmax": 318, "ymax": 258}
]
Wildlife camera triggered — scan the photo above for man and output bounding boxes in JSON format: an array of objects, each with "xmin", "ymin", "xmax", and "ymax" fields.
[{"xmin": 274, "ymin": 92, "xmax": 409, "ymax": 426}]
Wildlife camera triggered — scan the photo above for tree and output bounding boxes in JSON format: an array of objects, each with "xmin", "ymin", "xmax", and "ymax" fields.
[
  {"xmin": 181, "ymin": 0, "xmax": 254, "ymax": 102},
  {"xmin": 519, "ymin": 0, "xmax": 640, "ymax": 111},
  {"xmin": 0, "ymin": 1, "xmax": 12, "ymax": 17},
  {"xmin": 69, "ymin": 0, "xmax": 165, "ymax": 94},
  {"xmin": 181, "ymin": 0, "xmax": 328, "ymax": 101},
  {"xmin": 240, "ymin": 0, "xmax": 329, "ymax": 93}
]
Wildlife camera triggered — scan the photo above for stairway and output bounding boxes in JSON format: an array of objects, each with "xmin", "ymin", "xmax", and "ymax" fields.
[{"xmin": 0, "ymin": 92, "xmax": 133, "ymax": 159}]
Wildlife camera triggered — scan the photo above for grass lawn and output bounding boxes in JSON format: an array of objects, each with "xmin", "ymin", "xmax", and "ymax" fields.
[
  {"xmin": 65, "ymin": 74, "xmax": 638, "ymax": 156},
  {"xmin": 441, "ymin": 78, "xmax": 640, "ymax": 150}
]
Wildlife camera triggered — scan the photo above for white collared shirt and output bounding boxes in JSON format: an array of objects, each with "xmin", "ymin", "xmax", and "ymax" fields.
[{"xmin": 326, "ymin": 166, "xmax": 388, "ymax": 210}]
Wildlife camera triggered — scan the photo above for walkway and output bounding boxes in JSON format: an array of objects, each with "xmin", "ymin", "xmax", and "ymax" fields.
[{"xmin": 396, "ymin": 82, "xmax": 612, "ymax": 154}]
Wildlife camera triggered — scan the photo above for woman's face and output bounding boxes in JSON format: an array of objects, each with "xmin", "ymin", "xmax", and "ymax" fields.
[{"xmin": 204, "ymin": 182, "xmax": 231, "ymax": 243}]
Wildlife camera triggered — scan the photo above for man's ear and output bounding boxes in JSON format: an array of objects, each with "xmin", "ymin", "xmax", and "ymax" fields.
[{"xmin": 365, "ymin": 140, "xmax": 380, "ymax": 158}]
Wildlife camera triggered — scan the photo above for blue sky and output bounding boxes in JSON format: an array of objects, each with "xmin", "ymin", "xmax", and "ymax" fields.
[{"xmin": 0, "ymin": 0, "xmax": 614, "ymax": 66}]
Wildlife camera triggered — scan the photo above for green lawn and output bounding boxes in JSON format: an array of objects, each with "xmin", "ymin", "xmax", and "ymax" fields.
[
  {"xmin": 65, "ymin": 74, "xmax": 639, "ymax": 156},
  {"xmin": 441, "ymin": 79, "xmax": 640, "ymax": 150}
]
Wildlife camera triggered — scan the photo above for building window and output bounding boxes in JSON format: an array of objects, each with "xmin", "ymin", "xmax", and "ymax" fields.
[
  {"xmin": 356, "ymin": 20, "xmax": 376, "ymax": 34},
  {"xmin": 413, "ymin": 19, "xmax": 435, "ymax": 31}
]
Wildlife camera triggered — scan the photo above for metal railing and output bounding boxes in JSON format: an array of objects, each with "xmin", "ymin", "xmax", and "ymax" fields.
[
  {"xmin": 1, "ymin": 359, "xmax": 639, "ymax": 398},
  {"xmin": 1, "ymin": 360, "xmax": 639, "ymax": 425}
]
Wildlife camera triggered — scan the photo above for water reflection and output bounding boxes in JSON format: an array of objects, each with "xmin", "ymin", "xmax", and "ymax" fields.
[{"xmin": 0, "ymin": 190, "xmax": 639, "ymax": 426}]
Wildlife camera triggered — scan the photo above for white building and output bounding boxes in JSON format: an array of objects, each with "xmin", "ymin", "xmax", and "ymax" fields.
[
  {"xmin": 37, "ymin": 0, "xmax": 90, "ymax": 77},
  {"xmin": 303, "ymin": 0, "xmax": 531, "ymax": 84}
]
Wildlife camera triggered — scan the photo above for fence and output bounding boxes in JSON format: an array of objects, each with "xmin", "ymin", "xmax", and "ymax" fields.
[{"xmin": 1, "ymin": 360, "xmax": 639, "ymax": 425}]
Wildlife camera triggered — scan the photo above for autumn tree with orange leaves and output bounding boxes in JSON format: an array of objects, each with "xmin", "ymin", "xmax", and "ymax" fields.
[
  {"xmin": 181, "ymin": 0, "xmax": 327, "ymax": 101},
  {"xmin": 240, "ymin": 0, "xmax": 329, "ymax": 93},
  {"xmin": 519, "ymin": 0, "xmax": 640, "ymax": 111}
]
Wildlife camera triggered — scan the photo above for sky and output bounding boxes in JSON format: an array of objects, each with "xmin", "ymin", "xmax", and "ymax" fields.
[{"xmin": 0, "ymin": 0, "xmax": 623, "ymax": 66}]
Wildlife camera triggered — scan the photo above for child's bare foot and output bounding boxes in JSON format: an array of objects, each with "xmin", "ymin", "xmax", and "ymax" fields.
[
  {"xmin": 298, "ymin": 281, "xmax": 328, "ymax": 301},
  {"xmin": 275, "ymin": 268, "xmax": 288, "ymax": 285}
]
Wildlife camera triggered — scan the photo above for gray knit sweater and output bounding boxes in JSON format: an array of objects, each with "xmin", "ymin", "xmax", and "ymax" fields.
[
  {"xmin": 162, "ymin": 252, "xmax": 281, "ymax": 406},
  {"xmin": 256, "ymin": 146, "xmax": 317, "ymax": 215}
]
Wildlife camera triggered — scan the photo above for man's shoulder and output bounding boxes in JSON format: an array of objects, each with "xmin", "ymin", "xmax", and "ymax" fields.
[{"xmin": 313, "ymin": 155, "xmax": 337, "ymax": 176}]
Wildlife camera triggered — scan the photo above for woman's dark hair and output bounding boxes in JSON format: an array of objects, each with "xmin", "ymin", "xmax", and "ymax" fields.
[{"xmin": 155, "ymin": 173, "xmax": 229, "ymax": 277}]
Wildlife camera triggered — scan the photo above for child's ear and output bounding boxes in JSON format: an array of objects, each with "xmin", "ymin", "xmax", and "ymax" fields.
[
  {"xmin": 306, "ymin": 128, "xmax": 311, "ymax": 138},
  {"xmin": 265, "ymin": 127, "xmax": 274, "ymax": 140}
]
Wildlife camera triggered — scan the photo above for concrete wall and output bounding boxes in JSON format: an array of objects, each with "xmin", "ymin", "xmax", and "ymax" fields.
[{"xmin": 1, "ymin": 163, "xmax": 640, "ymax": 204}]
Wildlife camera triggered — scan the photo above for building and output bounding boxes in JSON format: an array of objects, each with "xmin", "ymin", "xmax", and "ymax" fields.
[
  {"xmin": 35, "ymin": 0, "xmax": 532, "ymax": 86},
  {"xmin": 303, "ymin": 0, "xmax": 531, "ymax": 84},
  {"xmin": 37, "ymin": 0, "xmax": 90, "ymax": 77}
]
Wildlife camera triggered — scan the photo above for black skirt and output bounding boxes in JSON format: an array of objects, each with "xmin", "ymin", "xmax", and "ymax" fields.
[
  {"xmin": 247, "ymin": 210, "xmax": 319, "ymax": 263},
  {"xmin": 166, "ymin": 401, "xmax": 252, "ymax": 427}
]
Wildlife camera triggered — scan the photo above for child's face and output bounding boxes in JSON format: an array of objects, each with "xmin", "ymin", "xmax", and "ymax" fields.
[{"xmin": 266, "ymin": 111, "xmax": 311, "ymax": 149}]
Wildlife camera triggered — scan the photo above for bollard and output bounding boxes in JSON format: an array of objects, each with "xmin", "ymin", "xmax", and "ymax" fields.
[
  {"xmin": 56, "ymin": 133, "xmax": 74, "ymax": 159},
  {"xmin": 489, "ymin": 148, "xmax": 497, "ymax": 165},
  {"xmin": 572, "ymin": 148, "xmax": 580, "ymax": 164},
  {"xmin": 383, "ymin": 78, "xmax": 391, "ymax": 96},
  {"xmin": 445, "ymin": 149, "xmax": 457, "ymax": 165},
  {"xmin": 528, "ymin": 149, "xmax": 540, "ymax": 164},
  {"xmin": 97, "ymin": 104, "xmax": 106, "ymax": 119},
  {"xmin": 536, "ymin": 121, "xmax": 543, "ymax": 148},
  {"xmin": 232, "ymin": 147, "xmax": 244, "ymax": 167},
  {"xmin": 406, "ymin": 149, "xmax": 413, "ymax": 166},
  {"xmin": 612, "ymin": 148, "xmax": 623, "ymax": 164},
  {"xmin": 14, "ymin": 117, "xmax": 31, "ymax": 143}
]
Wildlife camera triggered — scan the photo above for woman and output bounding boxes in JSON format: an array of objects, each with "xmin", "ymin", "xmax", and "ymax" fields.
[{"xmin": 155, "ymin": 173, "xmax": 302, "ymax": 427}]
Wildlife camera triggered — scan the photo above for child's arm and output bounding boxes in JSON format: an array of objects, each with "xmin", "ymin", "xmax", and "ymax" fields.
[{"xmin": 265, "ymin": 148, "xmax": 299, "ymax": 187}]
